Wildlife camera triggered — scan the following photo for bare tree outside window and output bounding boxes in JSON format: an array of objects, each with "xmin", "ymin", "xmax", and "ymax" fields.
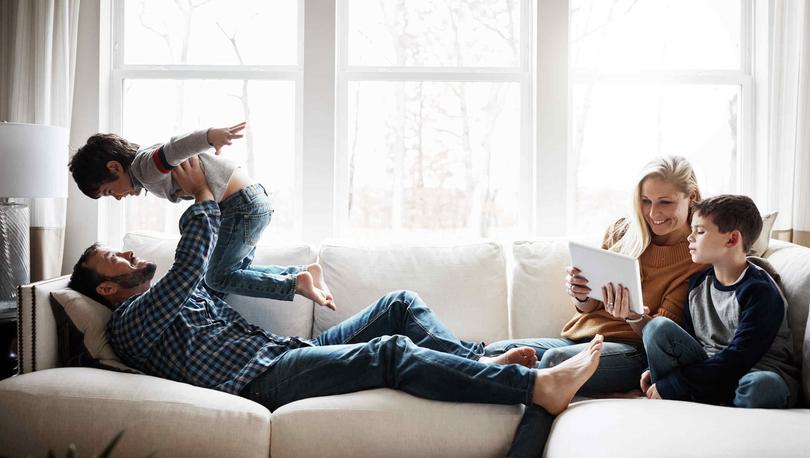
[
  {"xmin": 118, "ymin": 0, "xmax": 298, "ymax": 239},
  {"xmin": 345, "ymin": 0, "xmax": 523, "ymax": 238},
  {"xmin": 570, "ymin": 0, "xmax": 744, "ymax": 235}
]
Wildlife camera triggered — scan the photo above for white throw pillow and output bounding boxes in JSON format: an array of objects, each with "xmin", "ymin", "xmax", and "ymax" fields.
[
  {"xmin": 748, "ymin": 211, "xmax": 778, "ymax": 257},
  {"xmin": 50, "ymin": 288, "xmax": 138, "ymax": 372}
]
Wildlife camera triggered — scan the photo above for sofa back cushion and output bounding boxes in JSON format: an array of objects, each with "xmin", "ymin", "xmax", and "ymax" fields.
[
  {"xmin": 763, "ymin": 239, "xmax": 810, "ymax": 400},
  {"xmin": 123, "ymin": 232, "xmax": 318, "ymax": 338},
  {"xmin": 510, "ymin": 237, "xmax": 601, "ymax": 339},
  {"xmin": 315, "ymin": 240, "xmax": 509, "ymax": 344}
]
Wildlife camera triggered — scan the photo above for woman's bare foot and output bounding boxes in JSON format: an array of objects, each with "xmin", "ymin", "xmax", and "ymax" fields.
[
  {"xmin": 531, "ymin": 335, "xmax": 603, "ymax": 415},
  {"xmin": 295, "ymin": 269, "xmax": 336, "ymax": 310},
  {"xmin": 480, "ymin": 347, "xmax": 538, "ymax": 369}
]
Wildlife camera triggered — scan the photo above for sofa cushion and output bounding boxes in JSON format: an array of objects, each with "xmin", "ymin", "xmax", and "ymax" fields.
[
  {"xmin": 315, "ymin": 240, "xmax": 509, "ymax": 344},
  {"xmin": 270, "ymin": 388, "xmax": 522, "ymax": 457},
  {"xmin": 510, "ymin": 237, "xmax": 600, "ymax": 339},
  {"xmin": 546, "ymin": 398, "xmax": 810, "ymax": 457},
  {"xmin": 0, "ymin": 368, "xmax": 271, "ymax": 458},
  {"xmin": 763, "ymin": 239, "xmax": 810, "ymax": 401},
  {"xmin": 123, "ymin": 231, "xmax": 318, "ymax": 338}
]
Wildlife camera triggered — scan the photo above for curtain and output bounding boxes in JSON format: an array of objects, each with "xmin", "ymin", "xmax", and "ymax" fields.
[
  {"xmin": 0, "ymin": 0, "xmax": 80, "ymax": 280},
  {"xmin": 767, "ymin": 0, "xmax": 810, "ymax": 247}
]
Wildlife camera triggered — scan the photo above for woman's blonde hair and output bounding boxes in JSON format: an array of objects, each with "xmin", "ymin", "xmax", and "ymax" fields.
[{"xmin": 608, "ymin": 156, "xmax": 702, "ymax": 258}]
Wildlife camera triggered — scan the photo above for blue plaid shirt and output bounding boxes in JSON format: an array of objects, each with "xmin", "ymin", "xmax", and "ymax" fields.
[{"xmin": 107, "ymin": 200, "xmax": 311, "ymax": 394}]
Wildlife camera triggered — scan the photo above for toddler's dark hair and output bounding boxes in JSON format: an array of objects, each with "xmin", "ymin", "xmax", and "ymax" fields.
[{"xmin": 69, "ymin": 133, "xmax": 138, "ymax": 198}]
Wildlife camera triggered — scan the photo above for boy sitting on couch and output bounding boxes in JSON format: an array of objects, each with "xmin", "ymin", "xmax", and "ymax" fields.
[{"xmin": 640, "ymin": 194, "xmax": 800, "ymax": 407}]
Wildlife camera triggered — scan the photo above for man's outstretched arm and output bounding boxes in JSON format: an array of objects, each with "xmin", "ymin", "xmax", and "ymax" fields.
[{"xmin": 110, "ymin": 158, "xmax": 218, "ymax": 354}]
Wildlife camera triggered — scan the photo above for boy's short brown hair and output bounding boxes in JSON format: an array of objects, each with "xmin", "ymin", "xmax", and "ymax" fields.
[{"xmin": 693, "ymin": 195, "xmax": 763, "ymax": 253}]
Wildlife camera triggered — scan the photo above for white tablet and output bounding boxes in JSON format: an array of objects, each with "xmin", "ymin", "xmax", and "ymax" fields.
[{"xmin": 568, "ymin": 241, "xmax": 644, "ymax": 314}]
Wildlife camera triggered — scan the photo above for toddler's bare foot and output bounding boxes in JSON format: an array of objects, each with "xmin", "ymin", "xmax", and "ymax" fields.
[
  {"xmin": 531, "ymin": 335, "xmax": 603, "ymax": 415},
  {"xmin": 295, "ymin": 270, "xmax": 336, "ymax": 310},
  {"xmin": 479, "ymin": 347, "xmax": 538, "ymax": 369},
  {"xmin": 306, "ymin": 263, "xmax": 334, "ymax": 308}
]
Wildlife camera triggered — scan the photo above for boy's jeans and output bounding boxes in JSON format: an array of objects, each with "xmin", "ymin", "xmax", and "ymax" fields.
[
  {"xmin": 205, "ymin": 183, "xmax": 302, "ymax": 300},
  {"xmin": 485, "ymin": 336, "xmax": 646, "ymax": 457},
  {"xmin": 240, "ymin": 290, "xmax": 536, "ymax": 412},
  {"xmin": 643, "ymin": 317, "xmax": 791, "ymax": 408}
]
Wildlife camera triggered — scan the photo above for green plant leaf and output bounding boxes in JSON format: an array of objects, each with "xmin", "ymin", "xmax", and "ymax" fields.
[{"xmin": 95, "ymin": 431, "xmax": 125, "ymax": 458}]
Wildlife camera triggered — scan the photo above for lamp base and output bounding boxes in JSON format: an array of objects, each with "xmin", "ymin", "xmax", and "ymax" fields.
[{"xmin": 0, "ymin": 199, "xmax": 30, "ymax": 307}]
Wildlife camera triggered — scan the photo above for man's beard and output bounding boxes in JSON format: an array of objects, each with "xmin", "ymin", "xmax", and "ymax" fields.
[{"xmin": 109, "ymin": 262, "xmax": 157, "ymax": 289}]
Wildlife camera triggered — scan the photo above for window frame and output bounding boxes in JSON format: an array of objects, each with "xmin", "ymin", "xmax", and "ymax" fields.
[
  {"xmin": 99, "ymin": 0, "xmax": 756, "ymax": 245},
  {"xmin": 564, "ymin": 0, "xmax": 755, "ymax": 235},
  {"xmin": 333, "ymin": 0, "xmax": 536, "ymax": 238},
  {"xmin": 103, "ymin": 0, "xmax": 307, "ymax": 244}
]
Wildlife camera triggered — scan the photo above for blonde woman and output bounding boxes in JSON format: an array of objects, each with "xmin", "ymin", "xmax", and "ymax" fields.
[{"xmin": 490, "ymin": 156, "xmax": 708, "ymax": 457}]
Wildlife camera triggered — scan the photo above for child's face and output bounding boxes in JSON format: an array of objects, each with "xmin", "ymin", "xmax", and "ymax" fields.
[
  {"xmin": 640, "ymin": 177, "xmax": 693, "ymax": 240},
  {"xmin": 687, "ymin": 212, "xmax": 740, "ymax": 264},
  {"xmin": 97, "ymin": 161, "xmax": 140, "ymax": 200}
]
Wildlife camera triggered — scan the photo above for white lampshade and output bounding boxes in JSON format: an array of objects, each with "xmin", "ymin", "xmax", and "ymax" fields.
[{"xmin": 0, "ymin": 122, "xmax": 69, "ymax": 198}]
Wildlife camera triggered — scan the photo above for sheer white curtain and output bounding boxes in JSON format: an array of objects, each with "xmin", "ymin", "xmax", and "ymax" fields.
[
  {"xmin": 766, "ymin": 0, "xmax": 810, "ymax": 247},
  {"xmin": 0, "ymin": 0, "xmax": 80, "ymax": 279}
]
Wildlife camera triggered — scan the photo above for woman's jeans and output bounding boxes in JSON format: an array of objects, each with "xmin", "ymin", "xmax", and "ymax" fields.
[
  {"xmin": 205, "ymin": 183, "xmax": 302, "ymax": 300},
  {"xmin": 643, "ymin": 317, "xmax": 791, "ymax": 409},
  {"xmin": 485, "ymin": 336, "xmax": 647, "ymax": 457},
  {"xmin": 240, "ymin": 290, "xmax": 536, "ymax": 412}
]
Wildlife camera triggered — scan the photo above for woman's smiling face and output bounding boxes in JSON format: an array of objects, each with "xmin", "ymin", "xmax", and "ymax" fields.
[{"xmin": 640, "ymin": 177, "xmax": 693, "ymax": 243}]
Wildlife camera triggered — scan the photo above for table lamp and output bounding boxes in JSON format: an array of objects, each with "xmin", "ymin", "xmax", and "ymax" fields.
[{"xmin": 0, "ymin": 122, "xmax": 68, "ymax": 315}]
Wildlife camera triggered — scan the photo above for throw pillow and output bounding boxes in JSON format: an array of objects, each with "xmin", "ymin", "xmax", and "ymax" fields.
[
  {"xmin": 748, "ymin": 211, "xmax": 778, "ymax": 257},
  {"xmin": 50, "ymin": 289, "xmax": 140, "ymax": 374}
]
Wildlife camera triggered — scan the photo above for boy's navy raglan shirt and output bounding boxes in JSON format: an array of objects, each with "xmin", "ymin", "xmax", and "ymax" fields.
[{"xmin": 656, "ymin": 261, "xmax": 800, "ymax": 404}]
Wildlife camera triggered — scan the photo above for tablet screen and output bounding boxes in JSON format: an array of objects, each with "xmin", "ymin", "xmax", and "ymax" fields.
[{"xmin": 568, "ymin": 241, "xmax": 644, "ymax": 314}]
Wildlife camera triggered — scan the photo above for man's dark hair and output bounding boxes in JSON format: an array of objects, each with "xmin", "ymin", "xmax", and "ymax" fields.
[
  {"xmin": 693, "ymin": 194, "xmax": 763, "ymax": 253},
  {"xmin": 68, "ymin": 243, "xmax": 111, "ymax": 306},
  {"xmin": 69, "ymin": 133, "xmax": 139, "ymax": 199}
]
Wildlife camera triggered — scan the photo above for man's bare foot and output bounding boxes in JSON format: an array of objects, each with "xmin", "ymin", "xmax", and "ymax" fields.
[
  {"xmin": 531, "ymin": 335, "xmax": 603, "ymax": 415},
  {"xmin": 479, "ymin": 347, "xmax": 538, "ymax": 369},
  {"xmin": 295, "ymin": 270, "xmax": 336, "ymax": 310}
]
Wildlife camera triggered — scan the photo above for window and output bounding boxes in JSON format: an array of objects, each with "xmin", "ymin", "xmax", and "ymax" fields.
[
  {"xmin": 568, "ymin": 0, "xmax": 750, "ymax": 235},
  {"xmin": 107, "ymin": 0, "xmax": 301, "ymax": 242},
  {"xmin": 337, "ymin": 0, "xmax": 531, "ymax": 239},
  {"xmin": 103, "ymin": 0, "xmax": 755, "ymax": 245}
]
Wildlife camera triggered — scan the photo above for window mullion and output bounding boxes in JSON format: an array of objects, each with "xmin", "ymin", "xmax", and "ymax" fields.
[
  {"xmin": 536, "ymin": 0, "xmax": 569, "ymax": 236},
  {"xmin": 302, "ymin": 0, "xmax": 337, "ymax": 243}
]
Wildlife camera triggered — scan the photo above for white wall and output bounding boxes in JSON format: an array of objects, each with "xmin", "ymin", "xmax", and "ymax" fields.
[{"xmin": 62, "ymin": 0, "xmax": 103, "ymax": 274}]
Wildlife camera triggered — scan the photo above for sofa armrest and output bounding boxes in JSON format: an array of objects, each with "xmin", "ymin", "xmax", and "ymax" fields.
[
  {"xmin": 18, "ymin": 275, "xmax": 69, "ymax": 374},
  {"xmin": 0, "ymin": 368, "xmax": 272, "ymax": 458}
]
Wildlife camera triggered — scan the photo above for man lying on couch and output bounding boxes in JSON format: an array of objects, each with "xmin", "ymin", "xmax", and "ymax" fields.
[{"xmin": 68, "ymin": 156, "xmax": 604, "ymax": 417}]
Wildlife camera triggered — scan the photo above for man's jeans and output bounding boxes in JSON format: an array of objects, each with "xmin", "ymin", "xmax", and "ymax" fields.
[
  {"xmin": 205, "ymin": 183, "xmax": 302, "ymax": 300},
  {"xmin": 485, "ymin": 336, "xmax": 646, "ymax": 457},
  {"xmin": 240, "ymin": 290, "xmax": 536, "ymax": 412},
  {"xmin": 643, "ymin": 317, "xmax": 791, "ymax": 408}
]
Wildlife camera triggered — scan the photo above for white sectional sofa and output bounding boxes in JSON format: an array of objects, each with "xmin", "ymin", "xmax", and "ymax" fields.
[{"xmin": 1, "ymin": 232, "xmax": 809, "ymax": 457}]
